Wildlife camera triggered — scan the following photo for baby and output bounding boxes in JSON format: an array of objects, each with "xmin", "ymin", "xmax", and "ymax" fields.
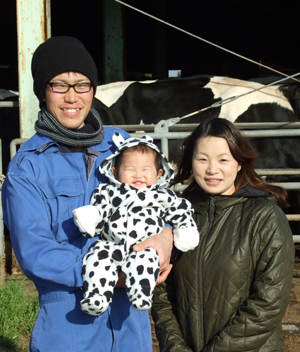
[{"xmin": 73, "ymin": 134, "xmax": 199, "ymax": 315}]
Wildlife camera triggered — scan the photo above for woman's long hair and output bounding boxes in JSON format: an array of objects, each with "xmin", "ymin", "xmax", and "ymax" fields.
[{"xmin": 170, "ymin": 117, "xmax": 289, "ymax": 208}]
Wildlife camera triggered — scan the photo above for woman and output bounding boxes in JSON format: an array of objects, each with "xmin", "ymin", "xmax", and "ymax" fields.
[{"xmin": 152, "ymin": 117, "xmax": 295, "ymax": 352}]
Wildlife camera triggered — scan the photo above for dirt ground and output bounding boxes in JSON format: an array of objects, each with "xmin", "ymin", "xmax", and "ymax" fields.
[{"xmin": 281, "ymin": 248, "xmax": 300, "ymax": 352}]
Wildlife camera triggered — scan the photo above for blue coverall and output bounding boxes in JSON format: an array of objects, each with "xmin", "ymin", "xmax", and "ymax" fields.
[{"xmin": 2, "ymin": 127, "xmax": 152, "ymax": 352}]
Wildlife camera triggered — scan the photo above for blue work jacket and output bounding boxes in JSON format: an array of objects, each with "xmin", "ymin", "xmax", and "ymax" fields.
[{"xmin": 2, "ymin": 127, "xmax": 152, "ymax": 352}]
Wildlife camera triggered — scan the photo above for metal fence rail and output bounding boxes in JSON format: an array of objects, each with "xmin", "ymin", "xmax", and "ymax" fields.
[
  {"xmin": 8, "ymin": 121, "xmax": 300, "ymax": 243},
  {"xmin": 0, "ymin": 101, "xmax": 19, "ymax": 108},
  {"xmin": 124, "ymin": 121, "xmax": 300, "ymax": 244}
]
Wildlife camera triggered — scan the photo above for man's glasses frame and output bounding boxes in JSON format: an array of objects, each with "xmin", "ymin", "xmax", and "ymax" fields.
[{"xmin": 47, "ymin": 82, "xmax": 93, "ymax": 94}]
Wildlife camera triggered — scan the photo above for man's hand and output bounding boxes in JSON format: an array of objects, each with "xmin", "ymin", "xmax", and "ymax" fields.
[
  {"xmin": 133, "ymin": 226, "xmax": 173, "ymax": 284},
  {"xmin": 156, "ymin": 263, "xmax": 173, "ymax": 284}
]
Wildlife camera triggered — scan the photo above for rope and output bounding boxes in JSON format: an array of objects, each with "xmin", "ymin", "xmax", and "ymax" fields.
[{"xmin": 114, "ymin": 0, "xmax": 300, "ymax": 83}]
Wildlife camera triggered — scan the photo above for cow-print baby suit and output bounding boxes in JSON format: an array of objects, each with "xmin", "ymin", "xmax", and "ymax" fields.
[{"xmin": 73, "ymin": 134, "xmax": 199, "ymax": 316}]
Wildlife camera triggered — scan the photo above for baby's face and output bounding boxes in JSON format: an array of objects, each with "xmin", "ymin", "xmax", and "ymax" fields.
[{"xmin": 112, "ymin": 149, "xmax": 163, "ymax": 189}]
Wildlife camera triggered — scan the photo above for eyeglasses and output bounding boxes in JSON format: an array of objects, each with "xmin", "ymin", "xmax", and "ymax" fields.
[{"xmin": 47, "ymin": 82, "xmax": 93, "ymax": 93}]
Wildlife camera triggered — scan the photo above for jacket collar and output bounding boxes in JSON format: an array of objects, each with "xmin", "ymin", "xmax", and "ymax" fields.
[
  {"xmin": 17, "ymin": 132, "xmax": 111, "ymax": 154},
  {"xmin": 191, "ymin": 186, "xmax": 274, "ymax": 209}
]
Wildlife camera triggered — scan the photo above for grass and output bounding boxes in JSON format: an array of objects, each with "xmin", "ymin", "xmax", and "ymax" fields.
[{"xmin": 0, "ymin": 277, "xmax": 39, "ymax": 351}]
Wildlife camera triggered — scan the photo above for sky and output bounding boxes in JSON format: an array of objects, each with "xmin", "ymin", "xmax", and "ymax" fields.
[{"xmin": 1, "ymin": 0, "xmax": 300, "ymax": 89}]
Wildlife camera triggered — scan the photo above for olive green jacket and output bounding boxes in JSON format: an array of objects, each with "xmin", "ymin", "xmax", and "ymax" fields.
[{"xmin": 152, "ymin": 188, "xmax": 295, "ymax": 352}]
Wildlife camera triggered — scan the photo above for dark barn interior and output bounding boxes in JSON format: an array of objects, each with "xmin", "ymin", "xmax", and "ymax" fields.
[{"xmin": 1, "ymin": 0, "xmax": 300, "ymax": 91}]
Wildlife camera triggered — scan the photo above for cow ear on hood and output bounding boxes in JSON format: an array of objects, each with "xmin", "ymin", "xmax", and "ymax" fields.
[
  {"xmin": 112, "ymin": 132, "xmax": 126, "ymax": 148},
  {"xmin": 141, "ymin": 135, "xmax": 154, "ymax": 143}
]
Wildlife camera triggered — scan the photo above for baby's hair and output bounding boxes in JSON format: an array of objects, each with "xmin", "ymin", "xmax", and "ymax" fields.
[{"xmin": 114, "ymin": 145, "xmax": 162, "ymax": 175}]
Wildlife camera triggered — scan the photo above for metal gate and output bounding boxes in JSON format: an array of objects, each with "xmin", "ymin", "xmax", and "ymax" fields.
[{"xmin": 8, "ymin": 120, "xmax": 300, "ymax": 243}]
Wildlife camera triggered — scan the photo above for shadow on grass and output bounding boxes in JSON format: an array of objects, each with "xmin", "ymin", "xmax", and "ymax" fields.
[{"xmin": 0, "ymin": 336, "xmax": 18, "ymax": 351}]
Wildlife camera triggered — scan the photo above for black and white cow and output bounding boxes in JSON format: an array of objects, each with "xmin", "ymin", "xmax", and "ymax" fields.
[
  {"xmin": 92, "ymin": 75, "xmax": 298, "ymax": 164},
  {"xmin": 92, "ymin": 75, "xmax": 300, "ymax": 233},
  {"xmin": 93, "ymin": 75, "xmax": 297, "ymax": 124}
]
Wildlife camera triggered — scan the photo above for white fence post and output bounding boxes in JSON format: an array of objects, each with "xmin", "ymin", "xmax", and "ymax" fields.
[{"xmin": 16, "ymin": 0, "xmax": 51, "ymax": 139}]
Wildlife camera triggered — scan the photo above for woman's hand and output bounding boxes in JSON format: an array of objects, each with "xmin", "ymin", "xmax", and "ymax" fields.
[{"xmin": 133, "ymin": 226, "xmax": 174, "ymax": 284}]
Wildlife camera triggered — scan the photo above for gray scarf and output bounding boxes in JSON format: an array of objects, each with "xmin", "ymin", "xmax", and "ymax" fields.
[{"xmin": 35, "ymin": 106, "xmax": 104, "ymax": 147}]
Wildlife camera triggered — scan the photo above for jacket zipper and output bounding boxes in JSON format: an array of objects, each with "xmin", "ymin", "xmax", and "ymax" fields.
[
  {"xmin": 82, "ymin": 154, "xmax": 89, "ymax": 180},
  {"xmin": 198, "ymin": 196, "xmax": 215, "ymax": 349},
  {"xmin": 82, "ymin": 148, "xmax": 100, "ymax": 181}
]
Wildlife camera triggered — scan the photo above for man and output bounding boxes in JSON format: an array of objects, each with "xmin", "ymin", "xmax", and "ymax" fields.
[{"xmin": 2, "ymin": 36, "xmax": 173, "ymax": 352}]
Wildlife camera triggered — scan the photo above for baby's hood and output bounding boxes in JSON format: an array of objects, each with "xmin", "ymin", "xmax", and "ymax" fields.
[{"xmin": 100, "ymin": 133, "xmax": 175, "ymax": 186}]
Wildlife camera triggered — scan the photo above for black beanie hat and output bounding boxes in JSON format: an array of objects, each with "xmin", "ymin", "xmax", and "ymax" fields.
[{"xmin": 31, "ymin": 36, "xmax": 98, "ymax": 108}]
